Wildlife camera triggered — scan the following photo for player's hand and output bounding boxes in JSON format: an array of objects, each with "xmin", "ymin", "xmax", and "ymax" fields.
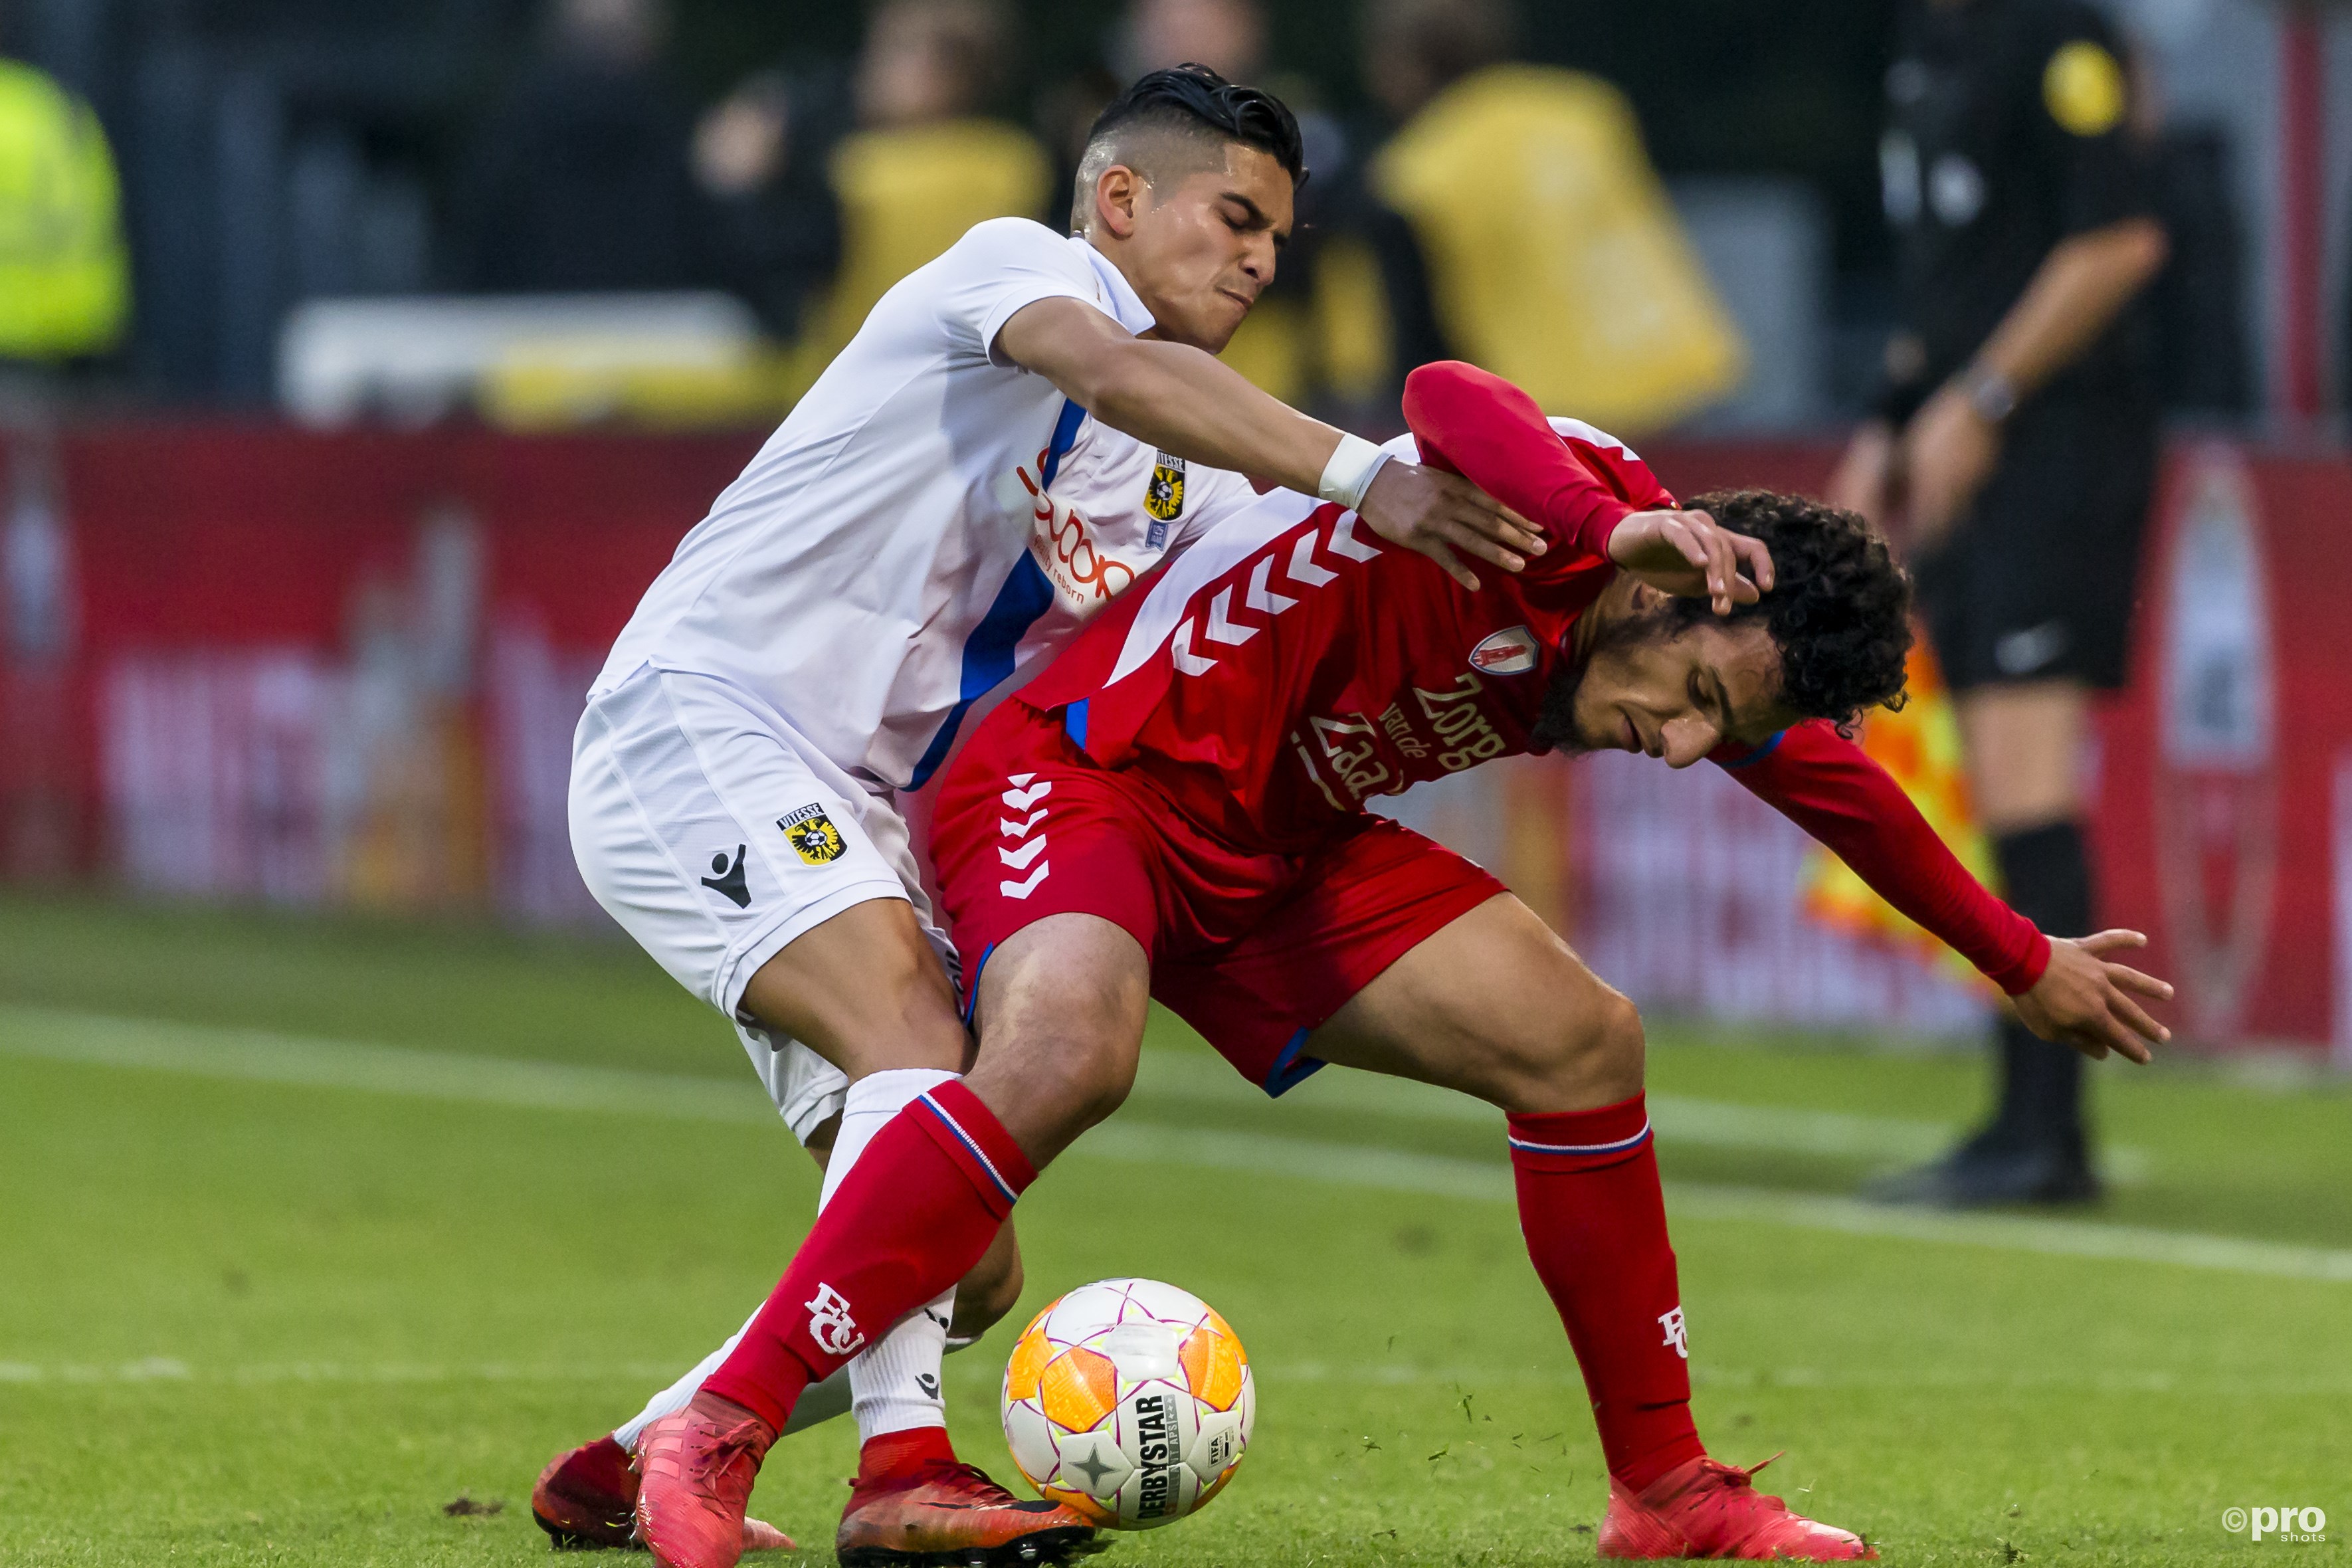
[
  {"xmin": 2013, "ymin": 930, "xmax": 2173, "ymax": 1064},
  {"xmin": 1825, "ymin": 419, "xmax": 1899, "ymax": 531},
  {"xmin": 1900, "ymin": 385, "xmax": 2001, "ymax": 553},
  {"xmin": 1606, "ymin": 508, "xmax": 1774, "ymax": 616},
  {"xmin": 1357, "ymin": 461, "xmax": 1544, "ymax": 591}
]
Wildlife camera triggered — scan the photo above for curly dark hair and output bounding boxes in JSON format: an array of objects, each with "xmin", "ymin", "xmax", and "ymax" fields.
[{"xmin": 1671, "ymin": 489, "xmax": 1913, "ymax": 733}]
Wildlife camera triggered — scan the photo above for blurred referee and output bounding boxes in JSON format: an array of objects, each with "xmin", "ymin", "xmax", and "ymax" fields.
[{"xmin": 1829, "ymin": 0, "xmax": 2167, "ymax": 1207}]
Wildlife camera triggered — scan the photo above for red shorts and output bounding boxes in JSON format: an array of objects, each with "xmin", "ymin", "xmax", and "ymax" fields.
[{"xmin": 931, "ymin": 700, "xmax": 1506, "ymax": 1094}]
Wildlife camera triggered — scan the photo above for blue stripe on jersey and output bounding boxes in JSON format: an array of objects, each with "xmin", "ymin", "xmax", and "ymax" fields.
[
  {"xmin": 904, "ymin": 399, "xmax": 1087, "ymax": 789},
  {"xmin": 1038, "ymin": 397, "xmax": 1086, "ymax": 488},
  {"xmin": 1062, "ymin": 699, "xmax": 1090, "ymax": 749},
  {"xmin": 1716, "ymin": 730, "xmax": 1787, "ymax": 770}
]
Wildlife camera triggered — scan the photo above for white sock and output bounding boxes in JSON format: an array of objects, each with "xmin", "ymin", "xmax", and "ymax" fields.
[
  {"xmin": 611, "ymin": 1313, "xmax": 855, "ymax": 1451},
  {"xmin": 609, "ymin": 1068, "xmax": 961, "ymax": 1452},
  {"xmin": 830, "ymin": 1070, "xmax": 961, "ymax": 1442}
]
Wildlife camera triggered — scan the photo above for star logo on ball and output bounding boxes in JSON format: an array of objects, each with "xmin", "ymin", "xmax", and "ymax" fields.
[{"xmin": 1067, "ymin": 1444, "xmax": 1120, "ymax": 1490}]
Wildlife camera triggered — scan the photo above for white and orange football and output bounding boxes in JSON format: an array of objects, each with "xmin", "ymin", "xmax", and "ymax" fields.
[{"xmin": 999, "ymin": 1277, "xmax": 1254, "ymax": 1529}]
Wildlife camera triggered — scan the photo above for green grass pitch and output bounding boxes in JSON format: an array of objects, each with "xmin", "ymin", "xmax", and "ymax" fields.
[{"xmin": 0, "ymin": 888, "xmax": 2345, "ymax": 1565}]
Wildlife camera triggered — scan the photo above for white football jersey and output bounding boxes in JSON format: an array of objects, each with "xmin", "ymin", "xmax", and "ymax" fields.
[{"xmin": 593, "ymin": 218, "xmax": 1260, "ymax": 792}]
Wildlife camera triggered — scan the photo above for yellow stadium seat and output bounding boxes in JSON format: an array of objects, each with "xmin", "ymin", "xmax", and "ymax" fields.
[
  {"xmin": 795, "ymin": 119, "xmax": 1052, "ymax": 391},
  {"xmin": 1375, "ymin": 64, "xmax": 1743, "ymax": 435}
]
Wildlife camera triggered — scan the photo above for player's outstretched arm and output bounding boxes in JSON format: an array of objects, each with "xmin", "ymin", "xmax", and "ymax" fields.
[
  {"xmin": 995, "ymin": 296, "xmax": 1542, "ymax": 589},
  {"xmin": 2013, "ymin": 930, "xmax": 2172, "ymax": 1064},
  {"xmin": 1719, "ymin": 722, "xmax": 2170, "ymax": 1061}
]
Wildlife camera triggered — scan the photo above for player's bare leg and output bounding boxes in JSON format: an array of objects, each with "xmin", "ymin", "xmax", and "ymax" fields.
[
  {"xmin": 1308, "ymin": 894, "xmax": 1874, "ymax": 1561},
  {"xmin": 633, "ymin": 898, "xmax": 1084, "ymax": 1568},
  {"xmin": 961, "ymin": 912, "xmax": 1155, "ymax": 1167}
]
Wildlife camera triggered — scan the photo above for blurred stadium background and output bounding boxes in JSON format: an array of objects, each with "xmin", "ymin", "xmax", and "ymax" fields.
[
  {"xmin": 0, "ymin": 1, "xmax": 2347, "ymax": 1561},
  {"xmin": 3, "ymin": 0, "xmax": 2349, "ymax": 1055}
]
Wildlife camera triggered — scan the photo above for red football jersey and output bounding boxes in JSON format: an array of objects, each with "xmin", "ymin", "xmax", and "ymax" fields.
[{"xmin": 1010, "ymin": 360, "xmax": 2050, "ymax": 993}]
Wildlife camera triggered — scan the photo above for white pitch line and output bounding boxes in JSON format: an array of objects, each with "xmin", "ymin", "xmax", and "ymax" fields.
[
  {"xmin": 1135, "ymin": 1048, "xmax": 2155, "ymax": 1184},
  {"xmin": 1060, "ymin": 1122, "xmax": 2352, "ymax": 1283},
  {"xmin": 0, "ymin": 1005, "xmax": 2329, "ymax": 1281},
  {"xmin": 0, "ymin": 1003, "xmax": 785, "ymax": 1127}
]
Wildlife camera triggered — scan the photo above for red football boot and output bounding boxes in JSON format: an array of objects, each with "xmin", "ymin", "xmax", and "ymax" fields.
[
  {"xmin": 836, "ymin": 1429, "xmax": 1098, "ymax": 1567},
  {"xmin": 1599, "ymin": 1453, "xmax": 1876, "ymax": 1560},
  {"xmin": 533, "ymin": 1432, "xmax": 794, "ymax": 1553},
  {"xmin": 633, "ymin": 1394, "xmax": 781, "ymax": 1568}
]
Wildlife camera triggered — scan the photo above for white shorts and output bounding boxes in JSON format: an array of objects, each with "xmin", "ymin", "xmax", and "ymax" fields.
[{"xmin": 568, "ymin": 665, "xmax": 956, "ymax": 1143}]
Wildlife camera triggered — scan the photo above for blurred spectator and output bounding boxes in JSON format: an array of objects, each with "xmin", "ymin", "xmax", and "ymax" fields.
[
  {"xmin": 1355, "ymin": 0, "xmax": 1742, "ymax": 435},
  {"xmin": 452, "ymin": 0, "xmax": 710, "ymax": 294},
  {"xmin": 691, "ymin": 64, "xmax": 851, "ymax": 338},
  {"xmin": 788, "ymin": 0, "xmax": 1049, "ymax": 373},
  {"xmin": 0, "ymin": 49, "xmax": 128, "ymax": 363},
  {"xmin": 1114, "ymin": 0, "xmax": 1266, "ymax": 82}
]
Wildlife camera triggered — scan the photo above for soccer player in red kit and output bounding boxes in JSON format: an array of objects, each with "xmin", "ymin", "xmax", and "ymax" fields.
[{"xmin": 631, "ymin": 362, "xmax": 2172, "ymax": 1566}]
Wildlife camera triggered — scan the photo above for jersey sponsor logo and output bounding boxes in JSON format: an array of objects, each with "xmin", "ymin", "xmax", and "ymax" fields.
[
  {"xmin": 1037, "ymin": 506, "xmax": 1139, "ymax": 607},
  {"xmin": 806, "ymin": 1282, "xmax": 866, "ymax": 1358},
  {"xmin": 1302, "ymin": 712, "xmax": 1393, "ymax": 802},
  {"xmin": 1145, "ymin": 450, "xmax": 1186, "ymax": 522},
  {"xmin": 1469, "ymin": 625, "xmax": 1539, "ymax": 676},
  {"xmin": 778, "ymin": 803, "xmax": 846, "ymax": 865},
  {"xmin": 1013, "ymin": 446, "xmax": 1147, "ymax": 615},
  {"xmin": 1377, "ymin": 701, "xmax": 1430, "ymax": 759},
  {"xmin": 1415, "ymin": 672, "xmax": 1510, "ymax": 771},
  {"xmin": 698, "ymin": 844, "xmax": 751, "ymax": 908},
  {"xmin": 2044, "ymin": 40, "xmax": 2125, "ymax": 137}
]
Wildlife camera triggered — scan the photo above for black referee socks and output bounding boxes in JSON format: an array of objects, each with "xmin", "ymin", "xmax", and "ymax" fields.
[{"xmin": 1985, "ymin": 821, "xmax": 2096, "ymax": 1157}]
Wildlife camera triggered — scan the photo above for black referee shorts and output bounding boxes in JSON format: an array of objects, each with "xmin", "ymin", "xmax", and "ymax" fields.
[{"xmin": 1911, "ymin": 399, "xmax": 2159, "ymax": 694}]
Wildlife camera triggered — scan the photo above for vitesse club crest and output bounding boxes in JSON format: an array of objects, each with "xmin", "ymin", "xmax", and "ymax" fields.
[
  {"xmin": 778, "ymin": 803, "xmax": 846, "ymax": 866},
  {"xmin": 1145, "ymin": 450, "xmax": 1186, "ymax": 522}
]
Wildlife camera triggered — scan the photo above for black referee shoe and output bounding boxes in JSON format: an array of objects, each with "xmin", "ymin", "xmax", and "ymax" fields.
[{"xmin": 1862, "ymin": 1137, "xmax": 2102, "ymax": 1209}]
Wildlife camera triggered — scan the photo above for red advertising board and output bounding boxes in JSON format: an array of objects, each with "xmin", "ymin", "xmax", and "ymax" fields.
[{"xmin": 2, "ymin": 421, "xmax": 2345, "ymax": 1057}]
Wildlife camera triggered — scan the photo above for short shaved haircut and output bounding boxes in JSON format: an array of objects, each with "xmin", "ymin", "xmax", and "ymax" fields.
[{"xmin": 1071, "ymin": 63, "xmax": 1306, "ymax": 231}]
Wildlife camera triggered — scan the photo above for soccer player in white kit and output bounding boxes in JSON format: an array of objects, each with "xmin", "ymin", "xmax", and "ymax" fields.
[{"xmin": 534, "ymin": 66, "xmax": 1539, "ymax": 1565}]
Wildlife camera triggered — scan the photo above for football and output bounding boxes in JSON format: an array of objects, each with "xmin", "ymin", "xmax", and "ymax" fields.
[{"xmin": 999, "ymin": 1277, "xmax": 1255, "ymax": 1529}]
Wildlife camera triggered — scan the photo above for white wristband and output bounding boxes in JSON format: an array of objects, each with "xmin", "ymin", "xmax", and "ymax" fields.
[{"xmin": 1316, "ymin": 433, "xmax": 1392, "ymax": 512}]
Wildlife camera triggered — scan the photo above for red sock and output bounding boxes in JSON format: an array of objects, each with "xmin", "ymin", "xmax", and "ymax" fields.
[
  {"xmin": 854, "ymin": 1426, "xmax": 953, "ymax": 1494},
  {"xmin": 704, "ymin": 1080, "xmax": 1034, "ymax": 1433},
  {"xmin": 1508, "ymin": 1093, "xmax": 1706, "ymax": 1491}
]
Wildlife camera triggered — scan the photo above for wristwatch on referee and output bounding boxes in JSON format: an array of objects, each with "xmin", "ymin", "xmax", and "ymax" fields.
[{"xmin": 1955, "ymin": 363, "xmax": 2020, "ymax": 426}]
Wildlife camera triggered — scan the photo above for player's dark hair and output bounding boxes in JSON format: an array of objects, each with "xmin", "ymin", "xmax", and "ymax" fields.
[
  {"xmin": 1676, "ymin": 490, "xmax": 1914, "ymax": 734},
  {"xmin": 1076, "ymin": 64, "xmax": 1306, "ymax": 216}
]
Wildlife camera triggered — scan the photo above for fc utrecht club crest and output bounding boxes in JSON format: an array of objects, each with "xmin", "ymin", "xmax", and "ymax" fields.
[
  {"xmin": 1145, "ymin": 450, "xmax": 1186, "ymax": 522},
  {"xmin": 779, "ymin": 803, "xmax": 847, "ymax": 866},
  {"xmin": 1469, "ymin": 625, "xmax": 1539, "ymax": 675}
]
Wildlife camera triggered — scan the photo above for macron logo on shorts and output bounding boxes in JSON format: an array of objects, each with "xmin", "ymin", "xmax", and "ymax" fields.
[{"xmin": 999, "ymin": 774, "xmax": 1050, "ymax": 898}]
